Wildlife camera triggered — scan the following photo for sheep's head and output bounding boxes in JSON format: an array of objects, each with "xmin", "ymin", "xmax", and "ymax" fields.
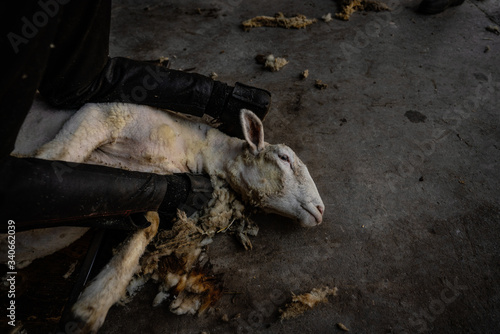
[{"xmin": 227, "ymin": 109, "xmax": 325, "ymax": 227}]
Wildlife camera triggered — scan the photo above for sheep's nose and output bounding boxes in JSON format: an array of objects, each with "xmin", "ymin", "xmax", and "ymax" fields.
[
  {"xmin": 316, "ymin": 205, "xmax": 324, "ymax": 216},
  {"xmin": 315, "ymin": 204, "xmax": 325, "ymax": 224}
]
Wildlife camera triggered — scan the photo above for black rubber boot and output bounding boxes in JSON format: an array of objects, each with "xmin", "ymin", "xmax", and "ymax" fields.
[
  {"xmin": 0, "ymin": 157, "xmax": 212, "ymax": 232},
  {"xmin": 205, "ymin": 82, "xmax": 272, "ymax": 138},
  {"xmin": 158, "ymin": 173, "xmax": 214, "ymax": 222},
  {"xmin": 418, "ymin": 0, "xmax": 465, "ymax": 14}
]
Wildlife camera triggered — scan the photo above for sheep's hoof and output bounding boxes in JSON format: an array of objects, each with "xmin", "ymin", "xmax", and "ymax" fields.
[
  {"xmin": 236, "ymin": 232, "xmax": 253, "ymax": 250},
  {"xmin": 231, "ymin": 218, "xmax": 258, "ymax": 250}
]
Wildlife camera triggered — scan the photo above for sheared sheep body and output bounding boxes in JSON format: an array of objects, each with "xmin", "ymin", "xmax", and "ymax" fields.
[{"xmin": 2, "ymin": 98, "xmax": 324, "ymax": 332}]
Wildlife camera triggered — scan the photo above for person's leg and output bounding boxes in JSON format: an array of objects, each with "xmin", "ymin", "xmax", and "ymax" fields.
[
  {"xmin": 37, "ymin": 0, "xmax": 111, "ymax": 109},
  {"xmin": 0, "ymin": 157, "xmax": 213, "ymax": 232}
]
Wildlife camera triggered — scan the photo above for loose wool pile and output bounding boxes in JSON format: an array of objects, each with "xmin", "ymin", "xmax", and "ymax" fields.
[{"xmin": 125, "ymin": 177, "xmax": 258, "ymax": 315}]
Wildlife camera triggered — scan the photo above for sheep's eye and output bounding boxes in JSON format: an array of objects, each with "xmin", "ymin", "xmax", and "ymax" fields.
[{"xmin": 279, "ymin": 154, "xmax": 290, "ymax": 163}]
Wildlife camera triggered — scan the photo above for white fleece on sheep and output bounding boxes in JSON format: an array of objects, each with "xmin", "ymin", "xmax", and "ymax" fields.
[{"xmin": 72, "ymin": 212, "xmax": 159, "ymax": 333}]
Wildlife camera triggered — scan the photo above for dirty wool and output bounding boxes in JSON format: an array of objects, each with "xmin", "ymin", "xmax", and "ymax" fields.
[
  {"xmin": 124, "ymin": 176, "xmax": 258, "ymax": 315},
  {"xmin": 280, "ymin": 286, "xmax": 338, "ymax": 320},
  {"xmin": 335, "ymin": 0, "xmax": 391, "ymax": 21},
  {"xmin": 242, "ymin": 12, "xmax": 317, "ymax": 30},
  {"xmin": 264, "ymin": 54, "xmax": 289, "ymax": 72}
]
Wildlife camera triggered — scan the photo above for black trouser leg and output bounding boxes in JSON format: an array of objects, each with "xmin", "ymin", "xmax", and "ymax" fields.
[
  {"xmin": 0, "ymin": 157, "xmax": 170, "ymax": 232},
  {"xmin": 44, "ymin": 56, "xmax": 216, "ymax": 118}
]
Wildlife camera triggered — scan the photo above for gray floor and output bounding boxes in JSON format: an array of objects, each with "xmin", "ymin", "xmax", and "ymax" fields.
[{"xmin": 101, "ymin": 0, "xmax": 500, "ymax": 333}]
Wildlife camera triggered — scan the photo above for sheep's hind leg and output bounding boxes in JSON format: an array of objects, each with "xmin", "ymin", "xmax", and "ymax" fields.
[
  {"xmin": 69, "ymin": 212, "xmax": 159, "ymax": 334},
  {"xmin": 35, "ymin": 104, "xmax": 111, "ymax": 163}
]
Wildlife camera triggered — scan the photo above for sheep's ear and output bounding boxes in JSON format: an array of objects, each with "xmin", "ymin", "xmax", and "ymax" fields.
[{"xmin": 240, "ymin": 109, "xmax": 265, "ymax": 155}]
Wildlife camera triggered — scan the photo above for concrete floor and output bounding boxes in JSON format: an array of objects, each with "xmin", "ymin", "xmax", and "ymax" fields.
[{"xmin": 96, "ymin": 0, "xmax": 499, "ymax": 333}]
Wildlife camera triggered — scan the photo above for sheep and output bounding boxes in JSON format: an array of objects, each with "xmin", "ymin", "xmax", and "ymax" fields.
[
  {"xmin": 4, "ymin": 97, "xmax": 325, "ymax": 332},
  {"xmin": 32, "ymin": 101, "xmax": 325, "ymax": 226}
]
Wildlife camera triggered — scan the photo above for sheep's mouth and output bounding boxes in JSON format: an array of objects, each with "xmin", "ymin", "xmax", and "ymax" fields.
[{"xmin": 301, "ymin": 203, "xmax": 323, "ymax": 225}]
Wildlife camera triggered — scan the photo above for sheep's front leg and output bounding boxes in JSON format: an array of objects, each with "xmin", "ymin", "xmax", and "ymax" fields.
[{"xmin": 71, "ymin": 212, "xmax": 159, "ymax": 333}]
